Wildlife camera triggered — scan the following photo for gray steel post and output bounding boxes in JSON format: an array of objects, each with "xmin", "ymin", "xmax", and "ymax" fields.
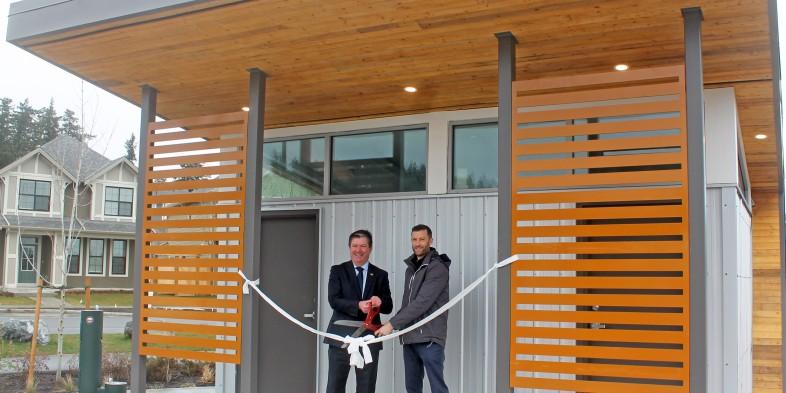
[
  {"xmin": 766, "ymin": 1, "xmax": 786, "ymax": 392},
  {"xmin": 683, "ymin": 7, "xmax": 708, "ymax": 393},
  {"xmin": 131, "ymin": 85, "xmax": 156, "ymax": 393},
  {"xmin": 495, "ymin": 31, "xmax": 516, "ymax": 393},
  {"xmin": 238, "ymin": 68, "xmax": 267, "ymax": 393}
]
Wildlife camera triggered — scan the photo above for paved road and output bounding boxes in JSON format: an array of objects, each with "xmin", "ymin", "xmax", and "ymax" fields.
[{"xmin": 0, "ymin": 311, "xmax": 131, "ymax": 334}]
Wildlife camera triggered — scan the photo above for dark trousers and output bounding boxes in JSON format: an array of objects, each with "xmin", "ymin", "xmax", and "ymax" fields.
[
  {"xmin": 403, "ymin": 342, "xmax": 449, "ymax": 393},
  {"xmin": 326, "ymin": 345, "xmax": 380, "ymax": 393}
]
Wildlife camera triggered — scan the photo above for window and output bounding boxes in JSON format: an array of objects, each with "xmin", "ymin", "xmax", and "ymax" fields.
[
  {"xmin": 105, "ymin": 186, "xmax": 133, "ymax": 217},
  {"xmin": 66, "ymin": 238, "xmax": 81, "ymax": 275},
  {"xmin": 262, "ymin": 138, "xmax": 324, "ymax": 198},
  {"xmin": 331, "ymin": 128, "xmax": 427, "ymax": 194},
  {"xmin": 19, "ymin": 179, "xmax": 51, "ymax": 211},
  {"xmin": 110, "ymin": 240, "xmax": 128, "ymax": 276},
  {"xmin": 452, "ymin": 123, "xmax": 498, "ymax": 190},
  {"xmin": 88, "ymin": 239, "xmax": 104, "ymax": 275}
]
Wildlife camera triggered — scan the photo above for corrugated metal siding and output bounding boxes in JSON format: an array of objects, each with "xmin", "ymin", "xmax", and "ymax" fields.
[{"xmin": 263, "ymin": 193, "xmax": 499, "ymax": 393}]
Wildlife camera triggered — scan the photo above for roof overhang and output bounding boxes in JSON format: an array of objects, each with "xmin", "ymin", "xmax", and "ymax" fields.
[{"xmin": 5, "ymin": 0, "xmax": 780, "ymax": 190}]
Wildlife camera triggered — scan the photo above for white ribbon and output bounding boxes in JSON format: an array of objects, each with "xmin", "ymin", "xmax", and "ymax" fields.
[{"xmin": 237, "ymin": 254, "xmax": 521, "ymax": 367}]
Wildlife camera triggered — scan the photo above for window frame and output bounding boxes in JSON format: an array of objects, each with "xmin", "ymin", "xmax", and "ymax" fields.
[
  {"xmin": 86, "ymin": 239, "xmax": 105, "ymax": 277},
  {"xmin": 447, "ymin": 118, "xmax": 499, "ymax": 193},
  {"xmin": 65, "ymin": 237, "xmax": 82, "ymax": 276},
  {"xmin": 109, "ymin": 239, "xmax": 129, "ymax": 277},
  {"xmin": 19, "ymin": 236, "xmax": 39, "ymax": 273},
  {"xmin": 18, "ymin": 179, "xmax": 52, "ymax": 212},
  {"xmin": 262, "ymin": 123, "xmax": 430, "ymax": 201},
  {"xmin": 104, "ymin": 185, "xmax": 134, "ymax": 217}
]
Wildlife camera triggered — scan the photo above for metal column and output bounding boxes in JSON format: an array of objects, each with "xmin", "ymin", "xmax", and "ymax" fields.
[
  {"xmin": 495, "ymin": 31, "xmax": 516, "ymax": 393},
  {"xmin": 683, "ymin": 7, "xmax": 708, "ymax": 393},
  {"xmin": 131, "ymin": 85, "xmax": 157, "ymax": 393},
  {"xmin": 238, "ymin": 68, "xmax": 267, "ymax": 393}
]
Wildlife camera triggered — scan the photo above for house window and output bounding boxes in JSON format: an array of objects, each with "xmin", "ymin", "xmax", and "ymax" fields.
[
  {"xmin": 105, "ymin": 186, "xmax": 133, "ymax": 217},
  {"xmin": 331, "ymin": 128, "xmax": 427, "ymax": 194},
  {"xmin": 110, "ymin": 240, "xmax": 128, "ymax": 276},
  {"xmin": 19, "ymin": 179, "xmax": 51, "ymax": 211},
  {"xmin": 20, "ymin": 236, "xmax": 38, "ymax": 271},
  {"xmin": 452, "ymin": 123, "xmax": 498, "ymax": 190},
  {"xmin": 263, "ymin": 137, "xmax": 324, "ymax": 198},
  {"xmin": 88, "ymin": 239, "xmax": 104, "ymax": 275},
  {"xmin": 66, "ymin": 238, "xmax": 81, "ymax": 275}
]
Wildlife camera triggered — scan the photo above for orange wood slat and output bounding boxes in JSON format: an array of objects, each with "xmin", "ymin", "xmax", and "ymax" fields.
[
  {"xmin": 512, "ymin": 276, "xmax": 686, "ymax": 290},
  {"xmin": 509, "ymin": 376, "xmax": 687, "ymax": 393},
  {"xmin": 514, "ymin": 359, "xmax": 683, "ymax": 380},
  {"xmin": 513, "ymin": 223, "xmax": 685, "ymax": 237},
  {"xmin": 513, "ymin": 65, "xmax": 683, "ymax": 92},
  {"xmin": 514, "ymin": 117, "xmax": 682, "ymax": 140},
  {"xmin": 149, "ymin": 127, "xmax": 244, "ymax": 143},
  {"xmin": 143, "ymin": 244, "xmax": 243, "ymax": 255},
  {"xmin": 149, "ymin": 138, "xmax": 244, "ymax": 155},
  {"xmin": 512, "ymin": 134, "xmax": 683, "ymax": 156},
  {"xmin": 148, "ymin": 164, "xmax": 245, "ymax": 181},
  {"xmin": 512, "ymin": 240, "xmax": 685, "ymax": 255},
  {"xmin": 139, "ymin": 346, "xmax": 238, "ymax": 364},
  {"xmin": 142, "ymin": 308, "xmax": 241, "ymax": 323},
  {"xmin": 149, "ymin": 150, "xmax": 245, "ymax": 167},
  {"xmin": 143, "ymin": 231, "xmax": 242, "ymax": 242},
  {"xmin": 512, "ymin": 186, "xmax": 683, "ymax": 205},
  {"xmin": 512, "ymin": 205, "xmax": 684, "ymax": 221},
  {"xmin": 144, "ymin": 218, "xmax": 243, "ymax": 230},
  {"xmin": 513, "ymin": 169, "xmax": 683, "ymax": 189},
  {"xmin": 141, "ymin": 333, "xmax": 240, "ymax": 350},
  {"xmin": 146, "ymin": 177, "xmax": 243, "ymax": 192},
  {"xmin": 517, "ymin": 293, "xmax": 686, "ymax": 307},
  {"xmin": 514, "ymin": 152, "xmax": 682, "ymax": 172},
  {"xmin": 511, "ymin": 258, "xmax": 686, "ymax": 272},
  {"xmin": 514, "ymin": 81, "xmax": 682, "ymax": 108},
  {"xmin": 142, "ymin": 296, "xmax": 239, "ymax": 309},
  {"xmin": 142, "ymin": 270, "xmax": 241, "ymax": 282},
  {"xmin": 143, "ymin": 258, "xmax": 242, "ymax": 268},
  {"xmin": 513, "ymin": 326, "xmax": 684, "ymax": 344},
  {"xmin": 513, "ymin": 309, "xmax": 685, "ymax": 326},
  {"xmin": 141, "ymin": 321, "xmax": 238, "ymax": 336},
  {"xmin": 145, "ymin": 190, "xmax": 243, "ymax": 205},
  {"xmin": 511, "ymin": 342, "xmax": 686, "ymax": 362},
  {"xmin": 142, "ymin": 283, "xmax": 242, "ymax": 296},
  {"xmin": 145, "ymin": 204, "xmax": 243, "ymax": 217},
  {"xmin": 148, "ymin": 111, "xmax": 246, "ymax": 131},
  {"xmin": 514, "ymin": 100, "xmax": 681, "ymax": 124}
]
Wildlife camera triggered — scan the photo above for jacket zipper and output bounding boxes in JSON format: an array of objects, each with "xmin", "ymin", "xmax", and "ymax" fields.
[{"xmin": 407, "ymin": 263, "xmax": 428, "ymax": 336}]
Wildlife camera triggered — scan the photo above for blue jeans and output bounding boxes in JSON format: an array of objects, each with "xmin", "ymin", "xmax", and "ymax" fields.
[{"xmin": 403, "ymin": 342, "xmax": 449, "ymax": 393}]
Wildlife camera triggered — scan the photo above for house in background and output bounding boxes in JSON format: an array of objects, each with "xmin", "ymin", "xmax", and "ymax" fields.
[{"xmin": 0, "ymin": 135, "xmax": 137, "ymax": 291}]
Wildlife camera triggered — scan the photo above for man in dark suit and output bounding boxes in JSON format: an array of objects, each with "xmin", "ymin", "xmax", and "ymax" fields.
[{"xmin": 325, "ymin": 229, "xmax": 393, "ymax": 393}]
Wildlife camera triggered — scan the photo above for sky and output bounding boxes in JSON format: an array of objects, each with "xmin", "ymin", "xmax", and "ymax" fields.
[{"xmin": 0, "ymin": 0, "xmax": 786, "ymax": 163}]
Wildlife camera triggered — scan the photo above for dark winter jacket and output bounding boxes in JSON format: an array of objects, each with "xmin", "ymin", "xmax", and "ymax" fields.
[{"xmin": 389, "ymin": 248, "xmax": 451, "ymax": 347}]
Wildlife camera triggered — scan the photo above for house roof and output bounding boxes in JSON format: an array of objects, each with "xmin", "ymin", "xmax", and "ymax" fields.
[
  {"xmin": 39, "ymin": 135, "xmax": 111, "ymax": 181},
  {"xmin": 1, "ymin": 214, "xmax": 135, "ymax": 234}
]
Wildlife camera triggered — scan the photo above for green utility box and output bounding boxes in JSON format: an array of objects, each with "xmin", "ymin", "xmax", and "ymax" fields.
[{"xmin": 78, "ymin": 310, "xmax": 103, "ymax": 393}]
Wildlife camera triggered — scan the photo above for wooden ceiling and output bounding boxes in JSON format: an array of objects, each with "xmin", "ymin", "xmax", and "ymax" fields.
[{"xmin": 12, "ymin": 0, "xmax": 778, "ymax": 190}]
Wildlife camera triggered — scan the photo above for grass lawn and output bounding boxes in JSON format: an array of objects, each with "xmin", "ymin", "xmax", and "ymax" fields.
[
  {"xmin": 0, "ymin": 295, "xmax": 34, "ymax": 306},
  {"xmin": 65, "ymin": 292, "xmax": 133, "ymax": 308},
  {"xmin": 0, "ymin": 333, "xmax": 130, "ymax": 358}
]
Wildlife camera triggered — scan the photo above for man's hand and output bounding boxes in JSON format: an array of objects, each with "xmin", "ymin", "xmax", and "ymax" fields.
[
  {"xmin": 375, "ymin": 322, "xmax": 394, "ymax": 337},
  {"xmin": 369, "ymin": 296, "xmax": 382, "ymax": 308},
  {"xmin": 358, "ymin": 300, "xmax": 371, "ymax": 314}
]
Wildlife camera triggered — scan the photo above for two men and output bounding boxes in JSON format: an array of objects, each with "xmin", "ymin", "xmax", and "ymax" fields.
[{"xmin": 326, "ymin": 225, "xmax": 450, "ymax": 393}]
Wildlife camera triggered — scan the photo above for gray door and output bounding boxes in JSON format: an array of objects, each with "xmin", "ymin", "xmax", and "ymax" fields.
[
  {"xmin": 18, "ymin": 236, "xmax": 38, "ymax": 284},
  {"xmin": 258, "ymin": 210, "xmax": 319, "ymax": 392}
]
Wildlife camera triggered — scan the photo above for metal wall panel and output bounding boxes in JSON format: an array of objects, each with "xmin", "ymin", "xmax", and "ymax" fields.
[{"xmin": 263, "ymin": 193, "xmax": 499, "ymax": 393}]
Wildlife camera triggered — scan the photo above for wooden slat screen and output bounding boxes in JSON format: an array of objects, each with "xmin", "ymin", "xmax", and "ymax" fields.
[
  {"xmin": 139, "ymin": 111, "xmax": 247, "ymax": 364},
  {"xmin": 509, "ymin": 66, "xmax": 690, "ymax": 391}
]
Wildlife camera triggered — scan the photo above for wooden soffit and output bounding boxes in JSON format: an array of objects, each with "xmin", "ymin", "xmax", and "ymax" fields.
[{"xmin": 10, "ymin": 0, "xmax": 779, "ymax": 190}]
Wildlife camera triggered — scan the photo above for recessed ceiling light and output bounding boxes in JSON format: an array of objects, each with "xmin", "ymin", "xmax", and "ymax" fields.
[
  {"xmin": 614, "ymin": 64, "xmax": 629, "ymax": 71},
  {"xmin": 755, "ymin": 134, "xmax": 767, "ymax": 140},
  {"xmin": 241, "ymin": 106, "xmax": 250, "ymax": 112},
  {"xmin": 404, "ymin": 86, "xmax": 417, "ymax": 93}
]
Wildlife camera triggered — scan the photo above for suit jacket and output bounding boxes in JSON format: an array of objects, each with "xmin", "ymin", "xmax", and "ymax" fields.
[{"xmin": 324, "ymin": 261, "xmax": 393, "ymax": 349}]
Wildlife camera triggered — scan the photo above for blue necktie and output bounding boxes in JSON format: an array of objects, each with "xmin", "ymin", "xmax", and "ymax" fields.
[{"xmin": 356, "ymin": 266, "xmax": 364, "ymax": 298}]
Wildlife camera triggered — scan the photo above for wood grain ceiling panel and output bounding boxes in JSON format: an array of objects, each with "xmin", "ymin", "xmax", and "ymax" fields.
[{"xmin": 13, "ymin": 0, "xmax": 777, "ymax": 189}]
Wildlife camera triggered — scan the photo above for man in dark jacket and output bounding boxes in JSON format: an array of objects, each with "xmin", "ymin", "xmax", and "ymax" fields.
[
  {"xmin": 375, "ymin": 224, "xmax": 450, "ymax": 393},
  {"xmin": 325, "ymin": 229, "xmax": 393, "ymax": 393}
]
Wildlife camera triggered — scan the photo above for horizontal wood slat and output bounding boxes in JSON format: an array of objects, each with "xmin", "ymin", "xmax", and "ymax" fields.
[
  {"xmin": 142, "ymin": 296, "xmax": 239, "ymax": 309},
  {"xmin": 145, "ymin": 204, "xmax": 243, "ymax": 217},
  {"xmin": 142, "ymin": 308, "xmax": 241, "ymax": 323},
  {"xmin": 145, "ymin": 190, "xmax": 243, "ymax": 205},
  {"xmin": 145, "ymin": 218, "xmax": 242, "ymax": 229},
  {"xmin": 144, "ymin": 244, "xmax": 243, "ymax": 255},
  {"xmin": 510, "ymin": 67, "xmax": 689, "ymax": 390},
  {"xmin": 149, "ymin": 127, "xmax": 243, "ymax": 143},
  {"xmin": 141, "ymin": 333, "xmax": 240, "ymax": 350},
  {"xmin": 146, "ymin": 177, "xmax": 243, "ymax": 192},
  {"xmin": 142, "ymin": 270, "xmax": 241, "ymax": 282},
  {"xmin": 139, "ymin": 347, "xmax": 238, "ymax": 364},
  {"xmin": 144, "ymin": 258, "xmax": 242, "ymax": 269},
  {"xmin": 149, "ymin": 138, "xmax": 244, "ymax": 155},
  {"xmin": 147, "ymin": 164, "xmax": 244, "ymax": 180},
  {"xmin": 144, "ymin": 231, "xmax": 242, "ymax": 241},
  {"xmin": 142, "ymin": 321, "xmax": 238, "ymax": 336},
  {"xmin": 148, "ymin": 112, "xmax": 245, "ymax": 131},
  {"xmin": 142, "ymin": 283, "xmax": 242, "ymax": 296},
  {"xmin": 149, "ymin": 150, "xmax": 245, "ymax": 167}
]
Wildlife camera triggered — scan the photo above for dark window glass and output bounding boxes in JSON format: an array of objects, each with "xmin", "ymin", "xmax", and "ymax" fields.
[
  {"xmin": 105, "ymin": 186, "xmax": 133, "ymax": 217},
  {"xmin": 452, "ymin": 123, "xmax": 498, "ymax": 189},
  {"xmin": 19, "ymin": 179, "xmax": 51, "ymax": 211},
  {"xmin": 67, "ymin": 238, "xmax": 81, "ymax": 274},
  {"xmin": 262, "ymin": 138, "xmax": 325, "ymax": 198},
  {"xmin": 331, "ymin": 129, "xmax": 426, "ymax": 194},
  {"xmin": 88, "ymin": 239, "xmax": 104, "ymax": 275},
  {"xmin": 110, "ymin": 240, "xmax": 127, "ymax": 275}
]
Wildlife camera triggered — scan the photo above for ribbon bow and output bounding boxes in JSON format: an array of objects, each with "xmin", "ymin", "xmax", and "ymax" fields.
[
  {"xmin": 238, "ymin": 271, "xmax": 260, "ymax": 295},
  {"xmin": 344, "ymin": 335, "xmax": 375, "ymax": 369}
]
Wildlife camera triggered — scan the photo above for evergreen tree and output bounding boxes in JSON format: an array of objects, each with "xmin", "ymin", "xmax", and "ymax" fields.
[
  {"xmin": 11, "ymin": 100, "xmax": 36, "ymax": 155},
  {"xmin": 0, "ymin": 99, "xmax": 13, "ymax": 168},
  {"xmin": 59, "ymin": 109, "xmax": 83, "ymax": 141},
  {"xmin": 34, "ymin": 99, "xmax": 60, "ymax": 146},
  {"xmin": 124, "ymin": 133, "xmax": 137, "ymax": 163}
]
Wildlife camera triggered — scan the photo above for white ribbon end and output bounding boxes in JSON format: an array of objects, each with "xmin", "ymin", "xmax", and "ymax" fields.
[
  {"xmin": 498, "ymin": 254, "xmax": 521, "ymax": 268},
  {"xmin": 345, "ymin": 335, "xmax": 375, "ymax": 369},
  {"xmin": 238, "ymin": 271, "xmax": 260, "ymax": 295}
]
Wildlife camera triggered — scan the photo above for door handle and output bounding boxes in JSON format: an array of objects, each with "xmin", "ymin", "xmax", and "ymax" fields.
[{"xmin": 303, "ymin": 312, "xmax": 316, "ymax": 320}]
